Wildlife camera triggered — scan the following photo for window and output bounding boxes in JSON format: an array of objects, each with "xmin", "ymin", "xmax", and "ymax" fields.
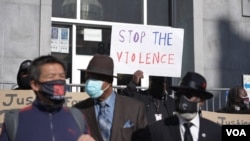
[
  {"xmin": 76, "ymin": 25, "xmax": 111, "ymax": 55},
  {"xmin": 52, "ymin": 0, "xmax": 77, "ymax": 19},
  {"xmin": 51, "ymin": 24, "xmax": 73, "ymax": 81},
  {"xmin": 52, "ymin": 0, "xmax": 144, "ymax": 24},
  {"xmin": 148, "ymin": 0, "xmax": 172, "ymax": 26}
]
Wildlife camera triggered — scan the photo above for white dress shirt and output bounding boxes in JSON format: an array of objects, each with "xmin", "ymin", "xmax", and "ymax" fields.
[{"xmin": 178, "ymin": 113, "xmax": 200, "ymax": 141}]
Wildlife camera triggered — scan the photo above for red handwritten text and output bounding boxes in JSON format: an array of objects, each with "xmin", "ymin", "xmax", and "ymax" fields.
[{"xmin": 116, "ymin": 52, "xmax": 175, "ymax": 64}]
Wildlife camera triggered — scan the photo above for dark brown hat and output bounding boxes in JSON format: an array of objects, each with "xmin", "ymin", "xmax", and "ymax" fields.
[
  {"xmin": 169, "ymin": 72, "xmax": 213, "ymax": 99},
  {"xmin": 80, "ymin": 54, "xmax": 117, "ymax": 77}
]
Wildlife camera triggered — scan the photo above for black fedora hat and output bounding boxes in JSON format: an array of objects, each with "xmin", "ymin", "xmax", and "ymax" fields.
[
  {"xmin": 80, "ymin": 54, "xmax": 117, "ymax": 77},
  {"xmin": 169, "ymin": 72, "xmax": 213, "ymax": 99}
]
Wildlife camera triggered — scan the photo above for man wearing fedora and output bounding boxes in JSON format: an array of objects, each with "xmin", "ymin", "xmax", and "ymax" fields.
[
  {"xmin": 73, "ymin": 54, "xmax": 147, "ymax": 141},
  {"xmin": 132, "ymin": 72, "xmax": 222, "ymax": 141}
]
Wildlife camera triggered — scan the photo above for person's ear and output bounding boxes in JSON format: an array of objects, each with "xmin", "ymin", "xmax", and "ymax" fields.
[{"xmin": 30, "ymin": 80, "xmax": 39, "ymax": 91}]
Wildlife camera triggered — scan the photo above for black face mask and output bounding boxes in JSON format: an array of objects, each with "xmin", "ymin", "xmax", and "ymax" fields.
[
  {"xmin": 39, "ymin": 80, "xmax": 66, "ymax": 105},
  {"xmin": 175, "ymin": 95, "xmax": 199, "ymax": 113},
  {"xmin": 39, "ymin": 80, "xmax": 66, "ymax": 101},
  {"xmin": 37, "ymin": 80, "xmax": 66, "ymax": 112},
  {"xmin": 17, "ymin": 76, "xmax": 31, "ymax": 89}
]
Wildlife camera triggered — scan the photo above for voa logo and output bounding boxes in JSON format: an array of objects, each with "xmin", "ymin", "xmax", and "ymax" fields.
[{"xmin": 226, "ymin": 129, "xmax": 246, "ymax": 136}]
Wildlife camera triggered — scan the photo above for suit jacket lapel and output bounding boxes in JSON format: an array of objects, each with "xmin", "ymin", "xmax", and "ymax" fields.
[
  {"xmin": 168, "ymin": 116, "xmax": 182, "ymax": 141},
  {"xmin": 82, "ymin": 99, "xmax": 104, "ymax": 141},
  {"xmin": 110, "ymin": 95, "xmax": 123, "ymax": 140},
  {"xmin": 198, "ymin": 117, "xmax": 207, "ymax": 141}
]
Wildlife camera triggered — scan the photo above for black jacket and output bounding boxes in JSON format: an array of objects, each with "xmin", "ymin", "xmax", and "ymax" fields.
[
  {"xmin": 121, "ymin": 82, "xmax": 175, "ymax": 124},
  {"xmin": 132, "ymin": 115, "xmax": 222, "ymax": 141}
]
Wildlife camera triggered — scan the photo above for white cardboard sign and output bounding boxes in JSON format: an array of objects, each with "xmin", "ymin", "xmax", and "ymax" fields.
[{"xmin": 110, "ymin": 24, "xmax": 184, "ymax": 77}]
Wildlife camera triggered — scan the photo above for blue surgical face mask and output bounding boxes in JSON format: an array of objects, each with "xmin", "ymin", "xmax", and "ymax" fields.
[{"xmin": 85, "ymin": 79, "xmax": 109, "ymax": 98}]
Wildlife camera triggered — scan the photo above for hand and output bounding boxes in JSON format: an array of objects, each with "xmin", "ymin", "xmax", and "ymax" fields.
[
  {"xmin": 132, "ymin": 70, "xmax": 144, "ymax": 85},
  {"xmin": 77, "ymin": 134, "xmax": 96, "ymax": 141}
]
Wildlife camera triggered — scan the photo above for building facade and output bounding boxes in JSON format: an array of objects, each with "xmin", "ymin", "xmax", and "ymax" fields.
[{"xmin": 0, "ymin": 0, "xmax": 250, "ymax": 95}]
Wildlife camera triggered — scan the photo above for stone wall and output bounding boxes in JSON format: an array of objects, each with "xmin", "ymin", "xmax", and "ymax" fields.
[{"xmin": 0, "ymin": 0, "xmax": 51, "ymax": 89}]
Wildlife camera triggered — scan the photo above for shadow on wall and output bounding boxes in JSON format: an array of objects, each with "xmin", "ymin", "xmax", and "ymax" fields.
[
  {"xmin": 217, "ymin": 18, "xmax": 250, "ymax": 88},
  {"xmin": 204, "ymin": 18, "xmax": 250, "ymax": 112}
]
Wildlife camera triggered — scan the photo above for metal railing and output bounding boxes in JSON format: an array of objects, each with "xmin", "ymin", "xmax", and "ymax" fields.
[
  {"xmin": 66, "ymin": 84, "xmax": 229, "ymax": 112},
  {"xmin": 205, "ymin": 88, "xmax": 230, "ymax": 112},
  {"xmin": 0, "ymin": 83, "xmax": 229, "ymax": 112}
]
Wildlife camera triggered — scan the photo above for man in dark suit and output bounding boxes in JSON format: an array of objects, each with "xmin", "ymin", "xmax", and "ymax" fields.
[
  {"xmin": 132, "ymin": 72, "xmax": 222, "ymax": 141},
  {"xmin": 74, "ymin": 54, "xmax": 148, "ymax": 141},
  {"xmin": 121, "ymin": 70, "xmax": 175, "ymax": 124}
]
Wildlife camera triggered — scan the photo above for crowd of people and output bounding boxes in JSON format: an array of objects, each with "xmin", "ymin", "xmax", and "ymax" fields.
[{"xmin": 0, "ymin": 54, "xmax": 249, "ymax": 141}]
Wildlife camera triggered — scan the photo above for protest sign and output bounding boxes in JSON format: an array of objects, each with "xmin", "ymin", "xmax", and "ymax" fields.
[
  {"xmin": 243, "ymin": 74, "xmax": 250, "ymax": 97},
  {"xmin": 202, "ymin": 110, "xmax": 250, "ymax": 125},
  {"xmin": 110, "ymin": 24, "xmax": 184, "ymax": 77}
]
